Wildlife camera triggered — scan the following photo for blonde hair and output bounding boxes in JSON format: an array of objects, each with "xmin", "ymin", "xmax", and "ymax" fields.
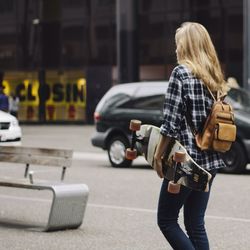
[{"xmin": 175, "ymin": 22, "xmax": 228, "ymax": 94}]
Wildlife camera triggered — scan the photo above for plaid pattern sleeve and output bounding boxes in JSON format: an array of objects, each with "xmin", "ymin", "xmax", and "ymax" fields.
[
  {"xmin": 160, "ymin": 67, "xmax": 185, "ymax": 139},
  {"xmin": 160, "ymin": 65, "xmax": 226, "ymax": 171}
]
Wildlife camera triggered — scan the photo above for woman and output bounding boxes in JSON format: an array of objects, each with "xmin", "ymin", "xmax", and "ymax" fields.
[
  {"xmin": 153, "ymin": 22, "xmax": 228, "ymax": 250},
  {"xmin": 9, "ymin": 93, "xmax": 20, "ymax": 118}
]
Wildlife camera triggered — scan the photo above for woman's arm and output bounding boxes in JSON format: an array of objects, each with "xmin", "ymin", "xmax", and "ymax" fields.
[{"xmin": 153, "ymin": 134, "xmax": 171, "ymax": 178}]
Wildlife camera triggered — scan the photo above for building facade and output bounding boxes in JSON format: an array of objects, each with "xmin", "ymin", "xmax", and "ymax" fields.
[{"xmin": 0, "ymin": 0, "xmax": 244, "ymax": 123}]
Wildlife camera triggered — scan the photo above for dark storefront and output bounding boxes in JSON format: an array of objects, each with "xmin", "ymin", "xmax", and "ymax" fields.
[{"xmin": 0, "ymin": 0, "xmax": 244, "ymax": 123}]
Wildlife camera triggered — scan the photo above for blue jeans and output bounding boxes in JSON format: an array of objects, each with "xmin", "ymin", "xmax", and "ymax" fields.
[{"xmin": 157, "ymin": 175, "xmax": 215, "ymax": 250}]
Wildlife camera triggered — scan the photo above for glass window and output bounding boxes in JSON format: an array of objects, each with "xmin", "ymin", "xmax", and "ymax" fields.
[
  {"xmin": 139, "ymin": 0, "xmax": 166, "ymax": 13},
  {"xmin": 99, "ymin": 93, "xmax": 131, "ymax": 111},
  {"xmin": 227, "ymin": 88, "xmax": 250, "ymax": 109},
  {"xmin": 134, "ymin": 84, "xmax": 167, "ymax": 97},
  {"xmin": 62, "ymin": 0, "xmax": 86, "ymax": 8},
  {"xmin": 138, "ymin": 0, "xmax": 243, "ymax": 82},
  {"xmin": 0, "ymin": 0, "xmax": 14, "ymax": 14},
  {"xmin": 91, "ymin": 0, "xmax": 115, "ymax": 17},
  {"xmin": 122, "ymin": 95, "xmax": 165, "ymax": 110},
  {"xmin": 97, "ymin": 0, "xmax": 115, "ymax": 7},
  {"xmin": 139, "ymin": 13, "xmax": 166, "ymax": 64},
  {"xmin": 62, "ymin": 24, "xmax": 88, "ymax": 67}
]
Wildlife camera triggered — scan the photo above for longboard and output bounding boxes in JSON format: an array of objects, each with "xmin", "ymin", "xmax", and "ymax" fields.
[{"xmin": 126, "ymin": 120, "xmax": 212, "ymax": 193}]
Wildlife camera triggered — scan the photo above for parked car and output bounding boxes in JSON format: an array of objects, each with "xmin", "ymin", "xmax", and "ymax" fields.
[
  {"xmin": 0, "ymin": 110, "xmax": 22, "ymax": 145},
  {"xmin": 222, "ymin": 87, "xmax": 250, "ymax": 173},
  {"xmin": 91, "ymin": 82, "xmax": 250, "ymax": 174}
]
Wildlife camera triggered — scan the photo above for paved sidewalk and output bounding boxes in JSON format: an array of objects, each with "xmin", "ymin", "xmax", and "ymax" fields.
[{"xmin": 0, "ymin": 125, "xmax": 249, "ymax": 250}]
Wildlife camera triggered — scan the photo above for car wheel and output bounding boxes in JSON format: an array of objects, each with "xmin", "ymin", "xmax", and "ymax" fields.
[
  {"xmin": 220, "ymin": 141, "xmax": 247, "ymax": 174},
  {"xmin": 107, "ymin": 136, "xmax": 132, "ymax": 168}
]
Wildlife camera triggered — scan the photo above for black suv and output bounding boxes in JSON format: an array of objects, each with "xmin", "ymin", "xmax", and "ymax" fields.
[{"xmin": 91, "ymin": 82, "xmax": 250, "ymax": 174}]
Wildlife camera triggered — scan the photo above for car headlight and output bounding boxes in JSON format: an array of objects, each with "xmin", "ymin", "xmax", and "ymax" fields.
[{"xmin": 11, "ymin": 119, "xmax": 19, "ymax": 127}]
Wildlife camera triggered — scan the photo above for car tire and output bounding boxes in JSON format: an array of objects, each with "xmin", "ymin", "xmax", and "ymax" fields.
[
  {"xmin": 107, "ymin": 136, "xmax": 132, "ymax": 168},
  {"xmin": 220, "ymin": 141, "xmax": 247, "ymax": 174}
]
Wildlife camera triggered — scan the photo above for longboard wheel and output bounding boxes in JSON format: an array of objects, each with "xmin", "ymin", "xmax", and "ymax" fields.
[
  {"xmin": 173, "ymin": 151, "xmax": 186, "ymax": 162},
  {"xmin": 168, "ymin": 181, "xmax": 181, "ymax": 194},
  {"xmin": 126, "ymin": 148, "xmax": 137, "ymax": 160},
  {"xmin": 129, "ymin": 120, "xmax": 141, "ymax": 131}
]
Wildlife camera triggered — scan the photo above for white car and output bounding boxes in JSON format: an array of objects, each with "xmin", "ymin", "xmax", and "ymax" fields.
[{"xmin": 0, "ymin": 111, "xmax": 22, "ymax": 145}]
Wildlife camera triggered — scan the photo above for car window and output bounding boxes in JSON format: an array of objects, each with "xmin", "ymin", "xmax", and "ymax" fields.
[
  {"xmin": 133, "ymin": 85, "xmax": 167, "ymax": 98},
  {"xmin": 95, "ymin": 85, "xmax": 135, "ymax": 112},
  {"xmin": 98, "ymin": 93, "xmax": 131, "ymax": 111},
  {"xmin": 95, "ymin": 83, "xmax": 167, "ymax": 112},
  {"xmin": 227, "ymin": 88, "xmax": 250, "ymax": 110},
  {"xmin": 121, "ymin": 95, "xmax": 165, "ymax": 110}
]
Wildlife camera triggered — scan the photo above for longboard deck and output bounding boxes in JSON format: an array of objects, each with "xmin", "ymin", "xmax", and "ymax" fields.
[{"xmin": 136, "ymin": 124, "xmax": 212, "ymax": 192}]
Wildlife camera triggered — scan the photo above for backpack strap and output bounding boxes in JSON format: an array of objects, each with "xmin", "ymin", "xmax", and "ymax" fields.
[
  {"xmin": 186, "ymin": 86, "xmax": 216, "ymax": 137},
  {"xmin": 207, "ymin": 86, "xmax": 217, "ymax": 101},
  {"xmin": 185, "ymin": 104, "xmax": 198, "ymax": 137},
  {"xmin": 218, "ymin": 91, "xmax": 227, "ymax": 101},
  {"xmin": 207, "ymin": 86, "xmax": 226, "ymax": 101},
  {"xmin": 185, "ymin": 86, "xmax": 226, "ymax": 137}
]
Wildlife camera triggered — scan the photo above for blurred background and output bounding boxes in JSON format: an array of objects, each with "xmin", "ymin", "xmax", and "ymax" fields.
[{"xmin": 0, "ymin": 0, "xmax": 246, "ymax": 124}]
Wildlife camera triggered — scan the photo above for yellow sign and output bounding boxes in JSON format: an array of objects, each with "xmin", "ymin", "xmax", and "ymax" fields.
[{"xmin": 3, "ymin": 71, "xmax": 87, "ymax": 122}]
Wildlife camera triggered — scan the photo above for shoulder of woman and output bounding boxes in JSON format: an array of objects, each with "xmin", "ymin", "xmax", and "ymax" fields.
[{"xmin": 171, "ymin": 64, "xmax": 193, "ymax": 81}]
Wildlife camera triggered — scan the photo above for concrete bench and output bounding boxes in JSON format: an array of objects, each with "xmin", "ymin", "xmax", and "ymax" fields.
[{"xmin": 0, "ymin": 146, "xmax": 89, "ymax": 231}]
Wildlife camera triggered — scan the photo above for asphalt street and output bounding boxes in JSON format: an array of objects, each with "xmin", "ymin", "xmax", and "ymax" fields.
[{"xmin": 0, "ymin": 125, "xmax": 249, "ymax": 250}]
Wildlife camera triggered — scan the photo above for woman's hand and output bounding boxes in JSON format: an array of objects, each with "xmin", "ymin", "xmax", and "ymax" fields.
[
  {"xmin": 153, "ymin": 134, "xmax": 171, "ymax": 179},
  {"xmin": 153, "ymin": 155, "xmax": 164, "ymax": 178}
]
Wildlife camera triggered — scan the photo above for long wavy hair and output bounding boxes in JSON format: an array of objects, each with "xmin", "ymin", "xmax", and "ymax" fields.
[{"xmin": 175, "ymin": 22, "xmax": 228, "ymax": 94}]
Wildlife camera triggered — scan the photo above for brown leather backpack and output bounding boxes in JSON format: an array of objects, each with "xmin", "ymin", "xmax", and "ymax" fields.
[{"xmin": 187, "ymin": 87, "xmax": 237, "ymax": 153}]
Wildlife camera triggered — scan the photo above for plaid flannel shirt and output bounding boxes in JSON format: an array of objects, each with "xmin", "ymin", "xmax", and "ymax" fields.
[{"xmin": 160, "ymin": 64, "xmax": 226, "ymax": 171}]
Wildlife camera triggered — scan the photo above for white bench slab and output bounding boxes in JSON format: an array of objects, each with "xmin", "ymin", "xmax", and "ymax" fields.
[{"xmin": 0, "ymin": 146, "xmax": 89, "ymax": 231}]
